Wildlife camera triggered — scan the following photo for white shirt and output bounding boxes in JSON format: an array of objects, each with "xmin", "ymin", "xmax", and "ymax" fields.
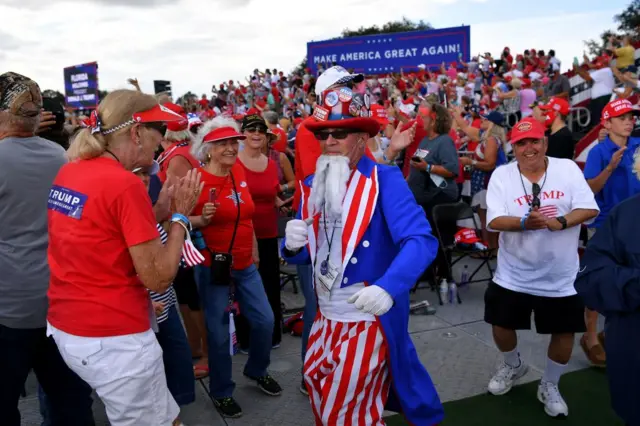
[
  {"xmin": 589, "ymin": 67, "xmax": 615, "ymax": 99},
  {"xmin": 314, "ymin": 213, "xmax": 375, "ymax": 322},
  {"xmin": 486, "ymin": 158, "xmax": 599, "ymax": 297}
]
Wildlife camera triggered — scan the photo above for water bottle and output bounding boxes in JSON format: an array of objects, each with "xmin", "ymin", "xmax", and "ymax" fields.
[
  {"xmin": 191, "ymin": 229, "xmax": 207, "ymax": 250},
  {"xmin": 460, "ymin": 265, "xmax": 469, "ymax": 288},
  {"xmin": 439, "ymin": 279, "xmax": 449, "ymax": 305},
  {"xmin": 449, "ymin": 282, "xmax": 458, "ymax": 304}
]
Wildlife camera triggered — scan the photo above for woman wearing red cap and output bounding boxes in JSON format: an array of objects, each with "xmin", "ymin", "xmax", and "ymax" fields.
[
  {"xmin": 190, "ymin": 117, "xmax": 281, "ymax": 418},
  {"xmin": 47, "ymin": 89, "xmax": 202, "ymax": 426},
  {"xmin": 157, "ymin": 102, "xmax": 209, "ymax": 379}
]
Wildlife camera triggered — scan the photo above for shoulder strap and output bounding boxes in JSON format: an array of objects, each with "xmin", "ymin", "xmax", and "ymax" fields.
[{"xmin": 227, "ymin": 172, "xmax": 241, "ymax": 253}]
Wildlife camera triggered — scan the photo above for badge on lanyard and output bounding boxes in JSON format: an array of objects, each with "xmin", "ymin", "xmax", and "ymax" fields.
[{"xmin": 317, "ymin": 259, "xmax": 340, "ymax": 293}]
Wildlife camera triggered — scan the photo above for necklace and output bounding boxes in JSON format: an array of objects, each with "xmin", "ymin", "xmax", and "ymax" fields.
[
  {"xmin": 320, "ymin": 205, "xmax": 337, "ymax": 276},
  {"xmin": 105, "ymin": 149, "xmax": 120, "ymax": 163},
  {"xmin": 518, "ymin": 157, "xmax": 548, "ymax": 207}
]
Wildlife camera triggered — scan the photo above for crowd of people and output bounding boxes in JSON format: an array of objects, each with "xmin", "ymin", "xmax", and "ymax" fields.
[{"xmin": 1, "ymin": 36, "xmax": 640, "ymax": 426}]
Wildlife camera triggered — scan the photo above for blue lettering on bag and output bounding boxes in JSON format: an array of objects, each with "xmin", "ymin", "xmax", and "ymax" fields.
[{"xmin": 47, "ymin": 185, "xmax": 88, "ymax": 220}]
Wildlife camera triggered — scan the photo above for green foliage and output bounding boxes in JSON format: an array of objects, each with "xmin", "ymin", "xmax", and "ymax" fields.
[{"xmin": 584, "ymin": 1, "xmax": 640, "ymax": 56}]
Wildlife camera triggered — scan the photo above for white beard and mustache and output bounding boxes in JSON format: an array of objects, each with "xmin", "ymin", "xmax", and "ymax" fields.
[{"xmin": 308, "ymin": 155, "xmax": 351, "ymax": 219}]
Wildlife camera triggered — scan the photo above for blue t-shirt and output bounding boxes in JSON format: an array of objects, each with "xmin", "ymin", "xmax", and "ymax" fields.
[{"xmin": 583, "ymin": 136, "xmax": 640, "ymax": 228}]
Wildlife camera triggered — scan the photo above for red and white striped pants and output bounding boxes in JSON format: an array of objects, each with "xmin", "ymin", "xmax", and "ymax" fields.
[{"xmin": 303, "ymin": 313, "xmax": 390, "ymax": 426}]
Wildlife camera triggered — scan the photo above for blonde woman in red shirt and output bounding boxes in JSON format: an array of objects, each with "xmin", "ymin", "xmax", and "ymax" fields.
[
  {"xmin": 190, "ymin": 116, "xmax": 282, "ymax": 419},
  {"xmin": 47, "ymin": 90, "xmax": 203, "ymax": 426}
]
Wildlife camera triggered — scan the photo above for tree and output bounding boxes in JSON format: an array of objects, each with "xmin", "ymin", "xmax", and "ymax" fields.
[
  {"xmin": 341, "ymin": 17, "xmax": 432, "ymax": 38},
  {"xmin": 584, "ymin": 1, "xmax": 640, "ymax": 56},
  {"xmin": 295, "ymin": 17, "xmax": 433, "ymax": 72}
]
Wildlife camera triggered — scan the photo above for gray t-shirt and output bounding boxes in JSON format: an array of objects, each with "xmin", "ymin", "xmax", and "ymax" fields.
[
  {"xmin": 0, "ymin": 136, "xmax": 66, "ymax": 329},
  {"xmin": 407, "ymin": 133, "xmax": 459, "ymax": 205}
]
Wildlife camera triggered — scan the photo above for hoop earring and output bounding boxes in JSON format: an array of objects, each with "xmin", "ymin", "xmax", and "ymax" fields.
[{"xmin": 206, "ymin": 153, "xmax": 212, "ymax": 162}]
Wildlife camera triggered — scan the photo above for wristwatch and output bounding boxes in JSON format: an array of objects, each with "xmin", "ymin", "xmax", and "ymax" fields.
[{"xmin": 556, "ymin": 216, "xmax": 568, "ymax": 230}]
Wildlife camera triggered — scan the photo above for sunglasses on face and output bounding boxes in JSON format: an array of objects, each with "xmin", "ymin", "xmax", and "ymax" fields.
[
  {"xmin": 141, "ymin": 122, "xmax": 167, "ymax": 136},
  {"xmin": 313, "ymin": 129, "xmax": 360, "ymax": 141},
  {"xmin": 244, "ymin": 126, "xmax": 267, "ymax": 134},
  {"xmin": 531, "ymin": 182, "xmax": 541, "ymax": 208}
]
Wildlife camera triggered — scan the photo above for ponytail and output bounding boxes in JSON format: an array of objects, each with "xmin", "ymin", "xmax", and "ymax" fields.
[{"xmin": 67, "ymin": 128, "xmax": 107, "ymax": 161}]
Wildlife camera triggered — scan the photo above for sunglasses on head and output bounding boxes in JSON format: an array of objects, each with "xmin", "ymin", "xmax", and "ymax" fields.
[
  {"xmin": 244, "ymin": 126, "xmax": 267, "ymax": 134},
  {"xmin": 313, "ymin": 129, "xmax": 360, "ymax": 141}
]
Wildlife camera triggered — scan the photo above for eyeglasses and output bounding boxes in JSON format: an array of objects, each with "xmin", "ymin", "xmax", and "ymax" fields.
[
  {"xmin": 531, "ymin": 183, "xmax": 541, "ymax": 208},
  {"xmin": 244, "ymin": 126, "xmax": 267, "ymax": 134},
  {"xmin": 142, "ymin": 122, "xmax": 167, "ymax": 136},
  {"xmin": 313, "ymin": 129, "xmax": 360, "ymax": 141}
]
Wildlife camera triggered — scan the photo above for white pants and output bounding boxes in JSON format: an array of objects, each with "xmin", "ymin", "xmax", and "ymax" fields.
[{"xmin": 47, "ymin": 323, "xmax": 179, "ymax": 426}]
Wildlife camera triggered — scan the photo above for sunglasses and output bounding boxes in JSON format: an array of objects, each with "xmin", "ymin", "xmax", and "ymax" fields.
[
  {"xmin": 244, "ymin": 126, "xmax": 267, "ymax": 134},
  {"xmin": 313, "ymin": 129, "xmax": 360, "ymax": 141},
  {"xmin": 142, "ymin": 122, "xmax": 167, "ymax": 136},
  {"xmin": 531, "ymin": 183, "xmax": 541, "ymax": 208}
]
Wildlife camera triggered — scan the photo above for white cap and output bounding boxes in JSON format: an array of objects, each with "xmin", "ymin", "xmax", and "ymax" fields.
[
  {"xmin": 417, "ymin": 64, "xmax": 426, "ymax": 70},
  {"xmin": 132, "ymin": 160, "xmax": 160, "ymax": 175},
  {"xmin": 315, "ymin": 65, "xmax": 364, "ymax": 95}
]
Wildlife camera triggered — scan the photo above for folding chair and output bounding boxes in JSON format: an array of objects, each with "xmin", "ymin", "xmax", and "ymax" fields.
[
  {"xmin": 432, "ymin": 202, "xmax": 494, "ymax": 302},
  {"xmin": 277, "ymin": 215, "xmax": 298, "ymax": 294}
]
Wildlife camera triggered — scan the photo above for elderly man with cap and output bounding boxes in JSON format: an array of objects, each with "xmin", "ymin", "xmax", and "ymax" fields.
[
  {"xmin": 581, "ymin": 98, "xmax": 640, "ymax": 367},
  {"xmin": 537, "ymin": 97, "xmax": 575, "ymax": 160},
  {"xmin": 485, "ymin": 117, "xmax": 599, "ymax": 418},
  {"xmin": 0, "ymin": 72, "xmax": 94, "ymax": 425},
  {"xmin": 283, "ymin": 66, "xmax": 443, "ymax": 426}
]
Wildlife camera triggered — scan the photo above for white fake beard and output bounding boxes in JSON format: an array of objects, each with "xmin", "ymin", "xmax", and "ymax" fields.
[{"xmin": 308, "ymin": 155, "xmax": 351, "ymax": 219}]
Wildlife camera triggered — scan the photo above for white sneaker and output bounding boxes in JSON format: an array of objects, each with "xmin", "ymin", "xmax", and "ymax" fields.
[
  {"xmin": 487, "ymin": 361, "xmax": 528, "ymax": 395},
  {"xmin": 537, "ymin": 380, "xmax": 569, "ymax": 417}
]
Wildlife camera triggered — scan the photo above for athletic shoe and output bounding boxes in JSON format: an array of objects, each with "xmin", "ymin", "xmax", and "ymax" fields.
[
  {"xmin": 537, "ymin": 380, "xmax": 569, "ymax": 417},
  {"xmin": 299, "ymin": 378, "xmax": 309, "ymax": 396},
  {"xmin": 214, "ymin": 397, "xmax": 242, "ymax": 418},
  {"xmin": 272, "ymin": 343, "xmax": 281, "ymax": 349},
  {"xmin": 487, "ymin": 361, "xmax": 528, "ymax": 395},
  {"xmin": 244, "ymin": 373, "xmax": 283, "ymax": 396}
]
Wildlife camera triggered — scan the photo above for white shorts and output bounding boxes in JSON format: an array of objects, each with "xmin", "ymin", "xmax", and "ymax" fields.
[
  {"xmin": 471, "ymin": 189, "xmax": 488, "ymax": 209},
  {"xmin": 47, "ymin": 323, "xmax": 179, "ymax": 426}
]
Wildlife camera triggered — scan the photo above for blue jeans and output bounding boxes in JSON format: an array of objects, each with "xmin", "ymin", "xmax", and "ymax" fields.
[
  {"xmin": 156, "ymin": 305, "xmax": 196, "ymax": 406},
  {"xmin": 297, "ymin": 263, "xmax": 317, "ymax": 364},
  {"xmin": 0, "ymin": 325, "xmax": 94, "ymax": 426},
  {"xmin": 195, "ymin": 264, "xmax": 274, "ymax": 398}
]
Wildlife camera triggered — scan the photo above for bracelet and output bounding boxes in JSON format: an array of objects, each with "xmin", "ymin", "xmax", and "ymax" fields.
[
  {"xmin": 426, "ymin": 164, "xmax": 433, "ymax": 173},
  {"xmin": 171, "ymin": 213, "xmax": 192, "ymax": 231},
  {"xmin": 282, "ymin": 183, "xmax": 289, "ymax": 192},
  {"xmin": 171, "ymin": 219, "xmax": 190, "ymax": 238},
  {"xmin": 472, "ymin": 159, "xmax": 478, "ymax": 167},
  {"xmin": 520, "ymin": 216, "xmax": 527, "ymax": 230}
]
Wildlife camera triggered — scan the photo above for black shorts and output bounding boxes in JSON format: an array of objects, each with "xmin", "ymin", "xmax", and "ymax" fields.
[
  {"xmin": 484, "ymin": 281, "xmax": 586, "ymax": 334},
  {"xmin": 173, "ymin": 266, "xmax": 201, "ymax": 311}
]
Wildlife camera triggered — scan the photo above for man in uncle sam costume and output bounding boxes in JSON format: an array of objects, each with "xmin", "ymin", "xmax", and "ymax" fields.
[{"xmin": 282, "ymin": 66, "xmax": 444, "ymax": 426}]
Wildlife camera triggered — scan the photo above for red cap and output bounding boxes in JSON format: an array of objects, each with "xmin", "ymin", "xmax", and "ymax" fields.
[
  {"xmin": 133, "ymin": 104, "xmax": 185, "ymax": 124},
  {"xmin": 539, "ymin": 97, "xmax": 570, "ymax": 116},
  {"xmin": 370, "ymin": 104, "xmax": 390, "ymax": 129},
  {"xmin": 202, "ymin": 127, "xmax": 246, "ymax": 144},
  {"xmin": 163, "ymin": 102, "xmax": 188, "ymax": 131},
  {"xmin": 602, "ymin": 98, "xmax": 640, "ymax": 121},
  {"xmin": 246, "ymin": 107, "xmax": 260, "ymax": 115},
  {"xmin": 510, "ymin": 117, "xmax": 546, "ymax": 144},
  {"xmin": 455, "ymin": 228, "xmax": 481, "ymax": 245},
  {"xmin": 293, "ymin": 117, "xmax": 303, "ymax": 126}
]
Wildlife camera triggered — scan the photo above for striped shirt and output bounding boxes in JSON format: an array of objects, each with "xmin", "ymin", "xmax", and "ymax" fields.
[{"xmin": 148, "ymin": 223, "xmax": 178, "ymax": 324}]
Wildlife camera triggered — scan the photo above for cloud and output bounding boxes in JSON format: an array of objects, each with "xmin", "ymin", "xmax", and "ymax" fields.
[{"xmin": 0, "ymin": 0, "xmax": 622, "ymax": 99}]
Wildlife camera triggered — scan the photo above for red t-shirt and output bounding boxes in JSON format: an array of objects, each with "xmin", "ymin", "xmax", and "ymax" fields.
[
  {"xmin": 293, "ymin": 119, "xmax": 322, "ymax": 211},
  {"xmin": 47, "ymin": 157, "xmax": 160, "ymax": 337},
  {"xmin": 270, "ymin": 128, "xmax": 288, "ymax": 153},
  {"xmin": 157, "ymin": 141, "xmax": 201, "ymax": 183},
  {"xmin": 240, "ymin": 159, "xmax": 279, "ymax": 239},
  {"xmin": 194, "ymin": 163, "xmax": 256, "ymax": 270}
]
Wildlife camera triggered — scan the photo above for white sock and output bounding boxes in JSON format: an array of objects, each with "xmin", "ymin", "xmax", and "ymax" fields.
[
  {"xmin": 542, "ymin": 357, "xmax": 567, "ymax": 385},
  {"xmin": 503, "ymin": 347, "xmax": 521, "ymax": 368}
]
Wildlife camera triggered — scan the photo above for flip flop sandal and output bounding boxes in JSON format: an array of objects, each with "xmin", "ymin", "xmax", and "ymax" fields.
[{"xmin": 194, "ymin": 364, "xmax": 210, "ymax": 379}]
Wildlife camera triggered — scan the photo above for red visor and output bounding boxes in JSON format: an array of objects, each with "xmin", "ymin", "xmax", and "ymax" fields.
[
  {"xmin": 133, "ymin": 103, "xmax": 185, "ymax": 124},
  {"xmin": 163, "ymin": 102, "xmax": 188, "ymax": 131},
  {"xmin": 202, "ymin": 127, "xmax": 246, "ymax": 144}
]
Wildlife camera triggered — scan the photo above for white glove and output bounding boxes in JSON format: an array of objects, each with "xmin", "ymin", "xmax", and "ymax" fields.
[
  {"xmin": 285, "ymin": 219, "xmax": 309, "ymax": 251},
  {"xmin": 347, "ymin": 285, "xmax": 394, "ymax": 316}
]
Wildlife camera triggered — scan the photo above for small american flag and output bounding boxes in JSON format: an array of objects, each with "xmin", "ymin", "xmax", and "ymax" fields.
[
  {"xmin": 182, "ymin": 236, "xmax": 205, "ymax": 268},
  {"xmin": 538, "ymin": 205, "xmax": 558, "ymax": 219},
  {"xmin": 229, "ymin": 311, "xmax": 239, "ymax": 356}
]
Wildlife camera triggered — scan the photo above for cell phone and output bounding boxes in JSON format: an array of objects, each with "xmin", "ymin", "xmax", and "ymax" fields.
[
  {"xmin": 209, "ymin": 188, "xmax": 217, "ymax": 202},
  {"xmin": 411, "ymin": 156, "xmax": 422, "ymax": 162}
]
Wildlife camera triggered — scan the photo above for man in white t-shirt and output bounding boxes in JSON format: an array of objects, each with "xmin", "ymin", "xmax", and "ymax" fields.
[{"xmin": 485, "ymin": 117, "xmax": 599, "ymax": 418}]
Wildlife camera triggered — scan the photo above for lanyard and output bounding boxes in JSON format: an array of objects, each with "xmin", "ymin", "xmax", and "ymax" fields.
[{"xmin": 157, "ymin": 141, "xmax": 189, "ymax": 165}]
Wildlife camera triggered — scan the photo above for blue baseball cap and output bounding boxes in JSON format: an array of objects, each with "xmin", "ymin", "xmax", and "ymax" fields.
[{"xmin": 481, "ymin": 111, "xmax": 505, "ymax": 126}]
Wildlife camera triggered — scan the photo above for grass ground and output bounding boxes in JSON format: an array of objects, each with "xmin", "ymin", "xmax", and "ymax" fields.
[{"xmin": 385, "ymin": 368, "xmax": 623, "ymax": 426}]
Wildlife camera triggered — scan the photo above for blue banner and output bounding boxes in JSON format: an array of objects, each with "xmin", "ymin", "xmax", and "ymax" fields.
[
  {"xmin": 63, "ymin": 62, "xmax": 99, "ymax": 110},
  {"xmin": 307, "ymin": 26, "xmax": 470, "ymax": 75}
]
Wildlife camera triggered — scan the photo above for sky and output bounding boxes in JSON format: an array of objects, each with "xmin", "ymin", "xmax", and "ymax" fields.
[{"xmin": 0, "ymin": 0, "xmax": 631, "ymax": 98}]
